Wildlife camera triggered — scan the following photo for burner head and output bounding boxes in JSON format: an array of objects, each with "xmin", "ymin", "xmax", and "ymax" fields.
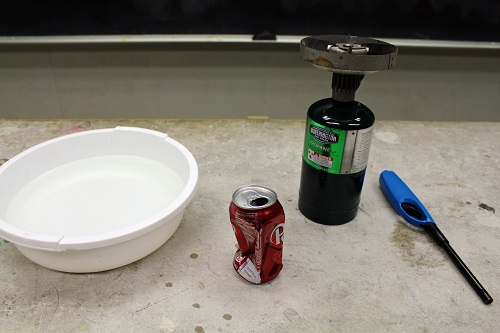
[{"xmin": 300, "ymin": 35, "xmax": 398, "ymax": 74}]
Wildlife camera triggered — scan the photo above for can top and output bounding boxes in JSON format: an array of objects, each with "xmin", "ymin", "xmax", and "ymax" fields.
[{"xmin": 232, "ymin": 185, "xmax": 278, "ymax": 210}]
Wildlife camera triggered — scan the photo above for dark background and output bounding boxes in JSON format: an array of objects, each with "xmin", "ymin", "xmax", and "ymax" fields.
[{"xmin": 0, "ymin": 0, "xmax": 498, "ymax": 41}]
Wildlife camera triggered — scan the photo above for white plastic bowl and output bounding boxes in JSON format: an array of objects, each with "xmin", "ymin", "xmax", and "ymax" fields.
[{"xmin": 0, "ymin": 127, "xmax": 198, "ymax": 273}]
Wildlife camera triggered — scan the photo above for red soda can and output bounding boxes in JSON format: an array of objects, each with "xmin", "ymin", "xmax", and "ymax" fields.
[{"xmin": 229, "ymin": 185, "xmax": 285, "ymax": 284}]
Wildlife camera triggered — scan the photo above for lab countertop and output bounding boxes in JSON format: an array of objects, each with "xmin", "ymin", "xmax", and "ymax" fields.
[{"xmin": 0, "ymin": 119, "xmax": 499, "ymax": 333}]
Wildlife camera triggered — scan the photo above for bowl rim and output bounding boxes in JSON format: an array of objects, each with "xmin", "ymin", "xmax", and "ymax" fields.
[{"xmin": 0, "ymin": 126, "xmax": 198, "ymax": 251}]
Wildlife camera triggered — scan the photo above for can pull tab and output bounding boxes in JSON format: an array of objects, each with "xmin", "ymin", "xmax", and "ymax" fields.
[
  {"xmin": 243, "ymin": 190, "xmax": 270, "ymax": 207},
  {"xmin": 232, "ymin": 184, "xmax": 277, "ymax": 210}
]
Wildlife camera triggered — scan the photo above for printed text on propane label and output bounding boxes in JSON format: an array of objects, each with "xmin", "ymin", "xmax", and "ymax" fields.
[{"xmin": 308, "ymin": 149, "xmax": 332, "ymax": 168}]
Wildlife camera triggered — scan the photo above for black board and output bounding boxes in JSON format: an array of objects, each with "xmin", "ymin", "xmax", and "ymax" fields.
[{"xmin": 1, "ymin": 1, "xmax": 498, "ymax": 42}]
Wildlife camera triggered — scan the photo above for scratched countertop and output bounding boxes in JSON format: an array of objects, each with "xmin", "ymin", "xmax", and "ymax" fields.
[{"xmin": 0, "ymin": 119, "xmax": 499, "ymax": 333}]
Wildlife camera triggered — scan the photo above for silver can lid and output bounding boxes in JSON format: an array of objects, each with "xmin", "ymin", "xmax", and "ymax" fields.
[{"xmin": 232, "ymin": 185, "xmax": 277, "ymax": 210}]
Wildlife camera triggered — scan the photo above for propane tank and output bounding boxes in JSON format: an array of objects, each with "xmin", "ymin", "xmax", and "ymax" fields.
[{"xmin": 298, "ymin": 35, "xmax": 398, "ymax": 225}]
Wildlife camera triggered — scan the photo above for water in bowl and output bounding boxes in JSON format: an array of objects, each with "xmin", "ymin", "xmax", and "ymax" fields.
[{"xmin": 5, "ymin": 155, "xmax": 185, "ymax": 236}]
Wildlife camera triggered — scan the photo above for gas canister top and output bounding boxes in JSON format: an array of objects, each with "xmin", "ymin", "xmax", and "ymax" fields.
[{"xmin": 300, "ymin": 35, "xmax": 398, "ymax": 74}]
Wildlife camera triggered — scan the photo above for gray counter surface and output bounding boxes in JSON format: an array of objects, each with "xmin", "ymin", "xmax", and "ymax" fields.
[{"xmin": 0, "ymin": 119, "xmax": 499, "ymax": 332}]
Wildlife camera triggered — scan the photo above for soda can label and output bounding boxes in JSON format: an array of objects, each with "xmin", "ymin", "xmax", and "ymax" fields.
[
  {"xmin": 233, "ymin": 250, "xmax": 261, "ymax": 284},
  {"xmin": 229, "ymin": 185, "xmax": 285, "ymax": 284}
]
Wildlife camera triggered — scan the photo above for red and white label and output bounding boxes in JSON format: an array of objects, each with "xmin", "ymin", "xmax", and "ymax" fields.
[
  {"xmin": 233, "ymin": 250, "xmax": 261, "ymax": 284},
  {"xmin": 269, "ymin": 223, "xmax": 284, "ymax": 249},
  {"xmin": 308, "ymin": 149, "xmax": 332, "ymax": 168}
]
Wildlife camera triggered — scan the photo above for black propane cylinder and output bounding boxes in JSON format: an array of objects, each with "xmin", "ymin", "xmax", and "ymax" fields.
[
  {"xmin": 298, "ymin": 75, "xmax": 374, "ymax": 225},
  {"xmin": 298, "ymin": 36, "xmax": 397, "ymax": 225}
]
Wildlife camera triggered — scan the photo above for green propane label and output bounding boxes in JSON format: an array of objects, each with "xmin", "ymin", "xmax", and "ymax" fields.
[{"xmin": 303, "ymin": 118, "xmax": 347, "ymax": 174}]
